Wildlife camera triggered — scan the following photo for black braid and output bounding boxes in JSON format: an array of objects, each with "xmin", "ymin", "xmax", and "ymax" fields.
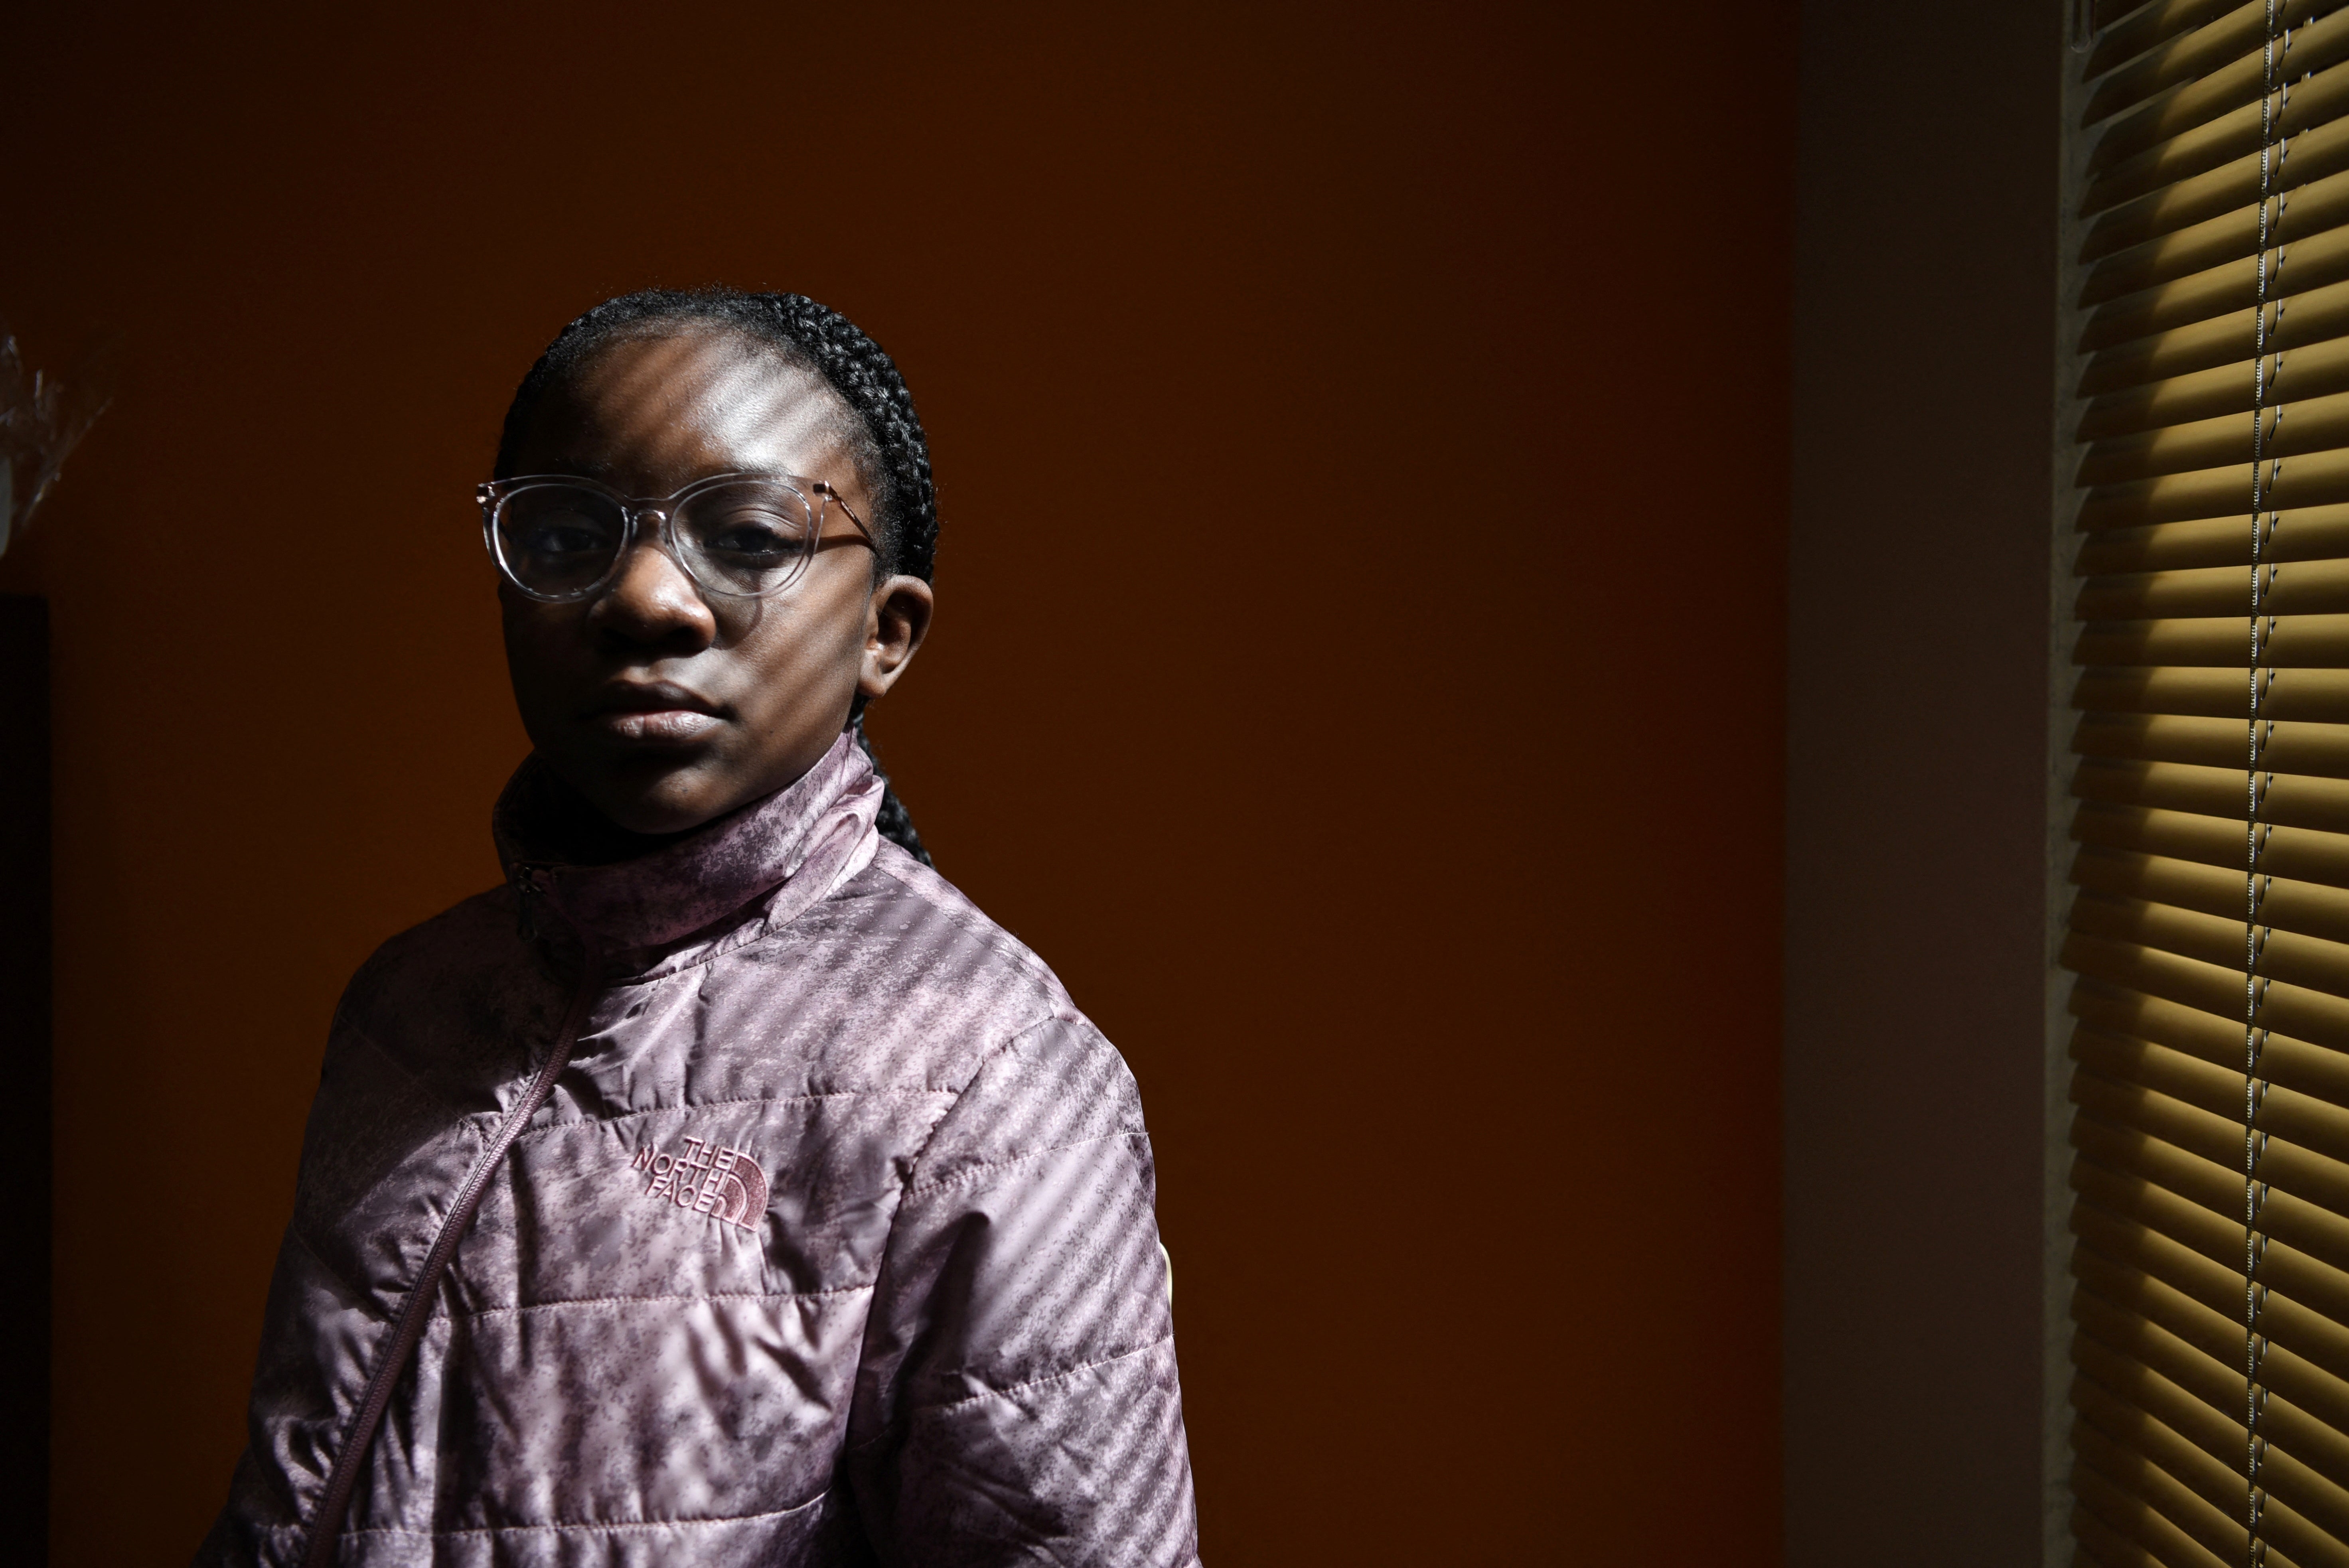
[{"xmin": 497, "ymin": 287, "xmax": 939, "ymax": 866}]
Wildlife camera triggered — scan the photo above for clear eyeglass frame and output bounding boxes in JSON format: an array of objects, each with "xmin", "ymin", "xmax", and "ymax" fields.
[{"xmin": 477, "ymin": 469, "xmax": 873, "ymax": 604}]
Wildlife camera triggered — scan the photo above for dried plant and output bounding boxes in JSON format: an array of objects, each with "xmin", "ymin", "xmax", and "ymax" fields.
[{"xmin": 0, "ymin": 320, "xmax": 115, "ymax": 559}]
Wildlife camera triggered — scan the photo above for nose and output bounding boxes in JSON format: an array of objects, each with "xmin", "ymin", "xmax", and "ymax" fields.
[{"xmin": 586, "ymin": 522, "xmax": 716, "ymax": 648}]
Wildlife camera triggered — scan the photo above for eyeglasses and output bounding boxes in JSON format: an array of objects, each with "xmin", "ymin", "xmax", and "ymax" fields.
[{"xmin": 478, "ymin": 471, "xmax": 873, "ymax": 603}]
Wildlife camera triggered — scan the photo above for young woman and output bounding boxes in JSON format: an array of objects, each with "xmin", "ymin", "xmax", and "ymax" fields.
[{"xmin": 200, "ymin": 290, "xmax": 1199, "ymax": 1567}]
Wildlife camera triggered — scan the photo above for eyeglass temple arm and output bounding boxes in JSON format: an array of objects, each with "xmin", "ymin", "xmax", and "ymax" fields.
[{"xmin": 815, "ymin": 482, "xmax": 875, "ymax": 547}]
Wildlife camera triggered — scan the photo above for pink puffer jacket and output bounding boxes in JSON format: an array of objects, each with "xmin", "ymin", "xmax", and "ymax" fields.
[{"xmin": 198, "ymin": 733, "xmax": 1199, "ymax": 1566}]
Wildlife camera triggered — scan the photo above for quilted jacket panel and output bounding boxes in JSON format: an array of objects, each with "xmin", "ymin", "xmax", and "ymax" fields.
[{"xmin": 198, "ymin": 735, "xmax": 1199, "ymax": 1567}]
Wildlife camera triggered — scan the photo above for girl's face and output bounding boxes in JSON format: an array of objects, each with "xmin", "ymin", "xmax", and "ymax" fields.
[{"xmin": 498, "ymin": 328, "xmax": 933, "ymax": 836}]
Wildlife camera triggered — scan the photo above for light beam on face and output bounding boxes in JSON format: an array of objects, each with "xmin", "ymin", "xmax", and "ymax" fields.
[{"xmin": 497, "ymin": 328, "xmax": 934, "ymax": 837}]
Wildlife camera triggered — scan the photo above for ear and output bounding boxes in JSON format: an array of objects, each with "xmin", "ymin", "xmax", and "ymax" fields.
[{"xmin": 859, "ymin": 574, "xmax": 934, "ymax": 700}]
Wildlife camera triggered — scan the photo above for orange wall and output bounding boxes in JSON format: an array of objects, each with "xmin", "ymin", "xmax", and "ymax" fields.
[{"xmin": 0, "ymin": 4, "xmax": 1794, "ymax": 1561}]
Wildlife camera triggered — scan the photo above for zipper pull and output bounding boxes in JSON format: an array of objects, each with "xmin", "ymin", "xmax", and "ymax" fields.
[{"xmin": 513, "ymin": 865, "xmax": 557, "ymax": 940}]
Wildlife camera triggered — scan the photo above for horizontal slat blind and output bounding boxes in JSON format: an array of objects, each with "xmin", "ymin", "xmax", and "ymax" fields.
[{"xmin": 2069, "ymin": 4, "xmax": 2349, "ymax": 1564}]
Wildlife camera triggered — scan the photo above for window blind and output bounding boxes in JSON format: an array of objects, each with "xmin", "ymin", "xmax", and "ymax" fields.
[{"xmin": 2067, "ymin": 4, "xmax": 2349, "ymax": 1566}]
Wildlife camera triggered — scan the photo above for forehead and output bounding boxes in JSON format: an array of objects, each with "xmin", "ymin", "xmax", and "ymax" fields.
[{"xmin": 511, "ymin": 327, "xmax": 858, "ymax": 497}]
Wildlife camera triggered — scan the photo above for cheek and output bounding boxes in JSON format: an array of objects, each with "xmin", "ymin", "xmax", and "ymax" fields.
[
  {"xmin": 724, "ymin": 583, "xmax": 869, "ymax": 709},
  {"xmin": 737, "ymin": 572, "xmax": 869, "ymax": 676},
  {"xmin": 499, "ymin": 599, "xmax": 587, "ymax": 697}
]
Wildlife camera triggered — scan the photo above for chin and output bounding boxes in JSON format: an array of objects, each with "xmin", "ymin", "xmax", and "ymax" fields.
[
  {"xmin": 601, "ymin": 785, "xmax": 728, "ymax": 836},
  {"xmin": 581, "ymin": 755, "xmax": 734, "ymax": 836}
]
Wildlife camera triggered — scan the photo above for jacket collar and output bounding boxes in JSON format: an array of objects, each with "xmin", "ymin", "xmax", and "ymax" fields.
[{"xmin": 492, "ymin": 730, "xmax": 880, "ymax": 952}]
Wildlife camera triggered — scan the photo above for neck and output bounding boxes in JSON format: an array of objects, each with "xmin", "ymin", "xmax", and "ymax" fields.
[{"xmin": 528, "ymin": 771, "xmax": 701, "ymax": 866}]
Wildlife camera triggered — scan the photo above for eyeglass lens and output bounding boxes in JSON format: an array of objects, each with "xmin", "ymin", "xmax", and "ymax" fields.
[{"xmin": 494, "ymin": 479, "xmax": 818, "ymax": 600}]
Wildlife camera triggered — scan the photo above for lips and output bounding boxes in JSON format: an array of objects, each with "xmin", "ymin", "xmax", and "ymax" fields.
[{"xmin": 583, "ymin": 680, "xmax": 726, "ymax": 745}]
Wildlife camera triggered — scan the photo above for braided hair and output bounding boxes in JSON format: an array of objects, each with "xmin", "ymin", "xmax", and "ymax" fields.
[{"xmin": 496, "ymin": 287, "xmax": 937, "ymax": 866}]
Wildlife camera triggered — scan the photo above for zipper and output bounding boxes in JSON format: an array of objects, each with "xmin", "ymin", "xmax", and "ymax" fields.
[
  {"xmin": 297, "ymin": 873, "xmax": 604, "ymax": 1568},
  {"xmin": 512, "ymin": 863, "xmax": 555, "ymax": 940}
]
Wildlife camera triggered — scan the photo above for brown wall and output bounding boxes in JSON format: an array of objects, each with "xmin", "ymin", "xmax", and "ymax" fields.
[
  {"xmin": 0, "ymin": 4, "xmax": 1795, "ymax": 1561},
  {"xmin": 1783, "ymin": 1, "xmax": 2060, "ymax": 1562}
]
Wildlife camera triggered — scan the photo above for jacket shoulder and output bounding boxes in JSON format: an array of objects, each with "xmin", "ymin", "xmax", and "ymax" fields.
[
  {"xmin": 336, "ymin": 883, "xmax": 522, "ymax": 1014},
  {"xmin": 782, "ymin": 841, "xmax": 1101, "ymax": 1091},
  {"xmin": 326, "ymin": 883, "xmax": 554, "ymax": 1083},
  {"xmin": 819, "ymin": 847, "xmax": 1153, "ymax": 1209}
]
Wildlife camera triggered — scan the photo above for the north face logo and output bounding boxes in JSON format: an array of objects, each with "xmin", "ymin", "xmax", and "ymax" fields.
[{"xmin": 632, "ymin": 1136, "xmax": 769, "ymax": 1230}]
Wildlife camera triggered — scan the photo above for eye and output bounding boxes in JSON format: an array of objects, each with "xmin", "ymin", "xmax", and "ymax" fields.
[
  {"xmin": 698, "ymin": 505, "xmax": 805, "ymax": 561},
  {"xmin": 495, "ymin": 489, "xmax": 624, "ymax": 593},
  {"xmin": 520, "ymin": 514, "xmax": 610, "ymax": 556}
]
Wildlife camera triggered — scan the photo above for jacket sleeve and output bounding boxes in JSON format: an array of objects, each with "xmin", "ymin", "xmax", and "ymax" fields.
[{"xmin": 844, "ymin": 1014, "xmax": 1200, "ymax": 1568}]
